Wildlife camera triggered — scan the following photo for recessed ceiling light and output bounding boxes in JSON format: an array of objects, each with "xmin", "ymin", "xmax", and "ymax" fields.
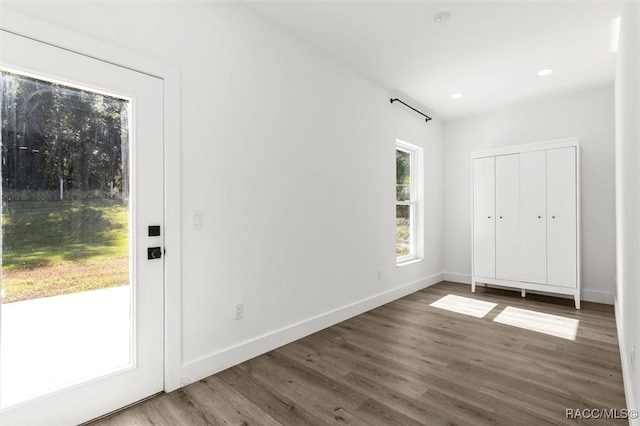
[
  {"xmin": 451, "ymin": 93, "xmax": 463, "ymax": 99},
  {"xmin": 537, "ymin": 68, "xmax": 553, "ymax": 77},
  {"xmin": 434, "ymin": 11, "xmax": 451, "ymax": 24}
]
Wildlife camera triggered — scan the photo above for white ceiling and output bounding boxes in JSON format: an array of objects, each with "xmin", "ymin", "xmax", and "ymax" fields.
[{"xmin": 246, "ymin": 0, "xmax": 623, "ymax": 121}]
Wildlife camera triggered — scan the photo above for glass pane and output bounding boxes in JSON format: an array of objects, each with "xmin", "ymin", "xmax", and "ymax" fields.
[
  {"xmin": 0, "ymin": 71, "xmax": 132, "ymax": 407},
  {"xmin": 396, "ymin": 204, "xmax": 411, "ymax": 256},
  {"xmin": 396, "ymin": 149, "xmax": 411, "ymax": 201}
]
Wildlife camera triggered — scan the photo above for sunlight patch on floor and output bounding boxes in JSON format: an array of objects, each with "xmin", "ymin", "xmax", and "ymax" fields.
[
  {"xmin": 493, "ymin": 306, "xmax": 579, "ymax": 340},
  {"xmin": 430, "ymin": 294, "xmax": 497, "ymax": 318}
]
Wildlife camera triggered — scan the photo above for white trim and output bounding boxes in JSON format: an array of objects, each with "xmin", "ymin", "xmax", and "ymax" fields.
[
  {"xmin": 615, "ymin": 297, "xmax": 639, "ymax": 426},
  {"xmin": 581, "ymin": 288, "xmax": 614, "ymax": 305},
  {"xmin": 396, "ymin": 139, "xmax": 423, "ymax": 263},
  {"xmin": 470, "ymin": 156, "xmax": 476, "ymax": 280},
  {"xmin": 0, "ymin": 9, "xmax": 182, "ymax": 393},
  {"xmin": 162, "ymin": 68, "xmax": 182, "ymax": 393},
  {"xmin": 575, "ymin": 143, "xmax": 582, "ymax": 311},
  {"xmin": 180, "ymin": 273, "xmax": 443, "ymax": 385},
  {"xmin": 397, "ymin": 258, "xmax": 423, "ymax": 267},
  {"xmin": 471, "ymin": 137, "xmax": 580, "ymax": 159},
  {"xmin": 443, "ymin": 272, "xmax": 472, "ymax": 284},
  {"xmin": 0, "ymin": 10, "xmax": 174, "ymax": 79}
]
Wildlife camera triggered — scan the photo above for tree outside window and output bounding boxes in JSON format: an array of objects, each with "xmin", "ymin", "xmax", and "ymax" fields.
[{"xmin": 396, "ymin": 140, "xmax": 422, "ymax": 263}]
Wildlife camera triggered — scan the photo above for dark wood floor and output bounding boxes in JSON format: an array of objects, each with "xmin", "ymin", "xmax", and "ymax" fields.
[{"xmin": 91, "ymin": 282, "xmax": 627, "ymax": 425}]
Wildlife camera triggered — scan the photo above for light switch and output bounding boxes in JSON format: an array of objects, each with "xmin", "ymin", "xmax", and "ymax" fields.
[{"xmin": 192, "ymin": 210, "xmax": 202, "ymax": 229}]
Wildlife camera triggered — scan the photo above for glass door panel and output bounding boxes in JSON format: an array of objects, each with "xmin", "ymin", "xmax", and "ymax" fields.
[{"xmin": 0, "ymin": 70, "xmax": 133, "ymax": 407}]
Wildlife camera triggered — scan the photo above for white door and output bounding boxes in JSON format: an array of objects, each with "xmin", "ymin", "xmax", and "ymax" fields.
[
  {"xmin": 495, "ymin": 154, "xmax": 520, "ymax": 281},
  {"xmin": 0, "ymin": 31, "xmax": 164, "ymax": 425},
  {"xmin": 473, "ymin": 157, "xmax": 495, "ymax": 279},
  {"xmin": 520, "ymin": 150, "xmax": 547, "ymax": 284},
  {"xmin": 547, "ymin": 147, "xmax": 577, "ymax": 288}
]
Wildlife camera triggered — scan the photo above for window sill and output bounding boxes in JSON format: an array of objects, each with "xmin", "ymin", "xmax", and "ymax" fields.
[{"xmin": 396, "ymin": 257, "xmax": 423, "ymax": 267}]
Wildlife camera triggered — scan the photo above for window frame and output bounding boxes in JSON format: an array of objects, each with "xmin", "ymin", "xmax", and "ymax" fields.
[{"xmin": 396, "ymin": 139, "xmax": 423, "ymax": 265}]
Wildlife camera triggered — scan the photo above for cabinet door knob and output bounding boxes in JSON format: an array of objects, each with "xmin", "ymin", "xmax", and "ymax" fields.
[
  {"xmin": 537, "ymin": 216, "xmax": 541, "ymax": 219},
  {"xmin": 552, "ymin": 216, "xmax": 556, "ymax": 219},
  {"xmin": 499, "ymin": 216, "xmax": 503, "ymax": 219},
  {"xmin": 488, "ymin": 216, "xmax": 491, "ymax": 219}
]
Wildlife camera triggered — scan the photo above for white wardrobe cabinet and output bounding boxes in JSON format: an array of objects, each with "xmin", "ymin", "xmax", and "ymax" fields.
[
  {"xmin": 495, "ymin": 154, "xmax": 520, "ymax": 281},
  {"xmin": 547, "ymin": 147, "xmax": 578, "ymax": 288},
  {"xmin": 520, "ymin": 150, "xmax": 547, "ymax": 284},
  {"xmin": 471, "ymin": 139, "xmax": 581, "ymax": 309},
  {"xmin": 472, "ymin": 156, "xmax": 496, "ymax": 279}
]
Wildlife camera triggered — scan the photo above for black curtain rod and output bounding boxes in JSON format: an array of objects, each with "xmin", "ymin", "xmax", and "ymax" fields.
[{"xmin": 390, "ymin": 98, "xmax": 432, "ymax": 123}]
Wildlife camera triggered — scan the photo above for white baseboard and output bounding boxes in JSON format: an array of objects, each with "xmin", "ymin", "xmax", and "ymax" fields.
[
  {"xmin": 180, "ymin": 273, "xmax": 444, "ymax": 385},
  {"xmin": 180, "ymin": 271, "xmax": 615, "ymax": 389},
  {"xmin": 443, "ymin": 272, "xmax": 471, "ymax": 284},
  {"xmin": 442, "ymin": 272, "xmax": 614, "ymax": 304},
  {"xmin": 615, "ymin": 297, "xmax": 638, "ymax": 426},
  {"xmin": 581, "ymin": 289, "xmax": 615, "ymax": 305}
]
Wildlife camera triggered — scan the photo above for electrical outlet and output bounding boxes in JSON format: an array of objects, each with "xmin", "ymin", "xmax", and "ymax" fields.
[
  {"xmin": 234, "ymin": 302, "xmax": 244, "ymax": 320},
  {"xmin": 377, "ymin": 269, "xmax": 382, "ymax": 280}
]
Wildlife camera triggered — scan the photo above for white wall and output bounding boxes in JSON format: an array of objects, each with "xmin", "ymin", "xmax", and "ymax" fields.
[
  {"xmin": 443, "ymin": 85, "xmax": 616, "ymax": 303},
  {"xmin": 1, "ymin": 2, "xmax": 444, "ymax": 384},
  {"xmin": 615, "ymin": 0, "xmax": 640, "ymax": 419}
]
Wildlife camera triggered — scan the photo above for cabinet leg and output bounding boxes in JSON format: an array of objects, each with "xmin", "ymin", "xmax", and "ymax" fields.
[
  {"xmin": 471, "ymin": 279, "xmax": 476, "ymax": 293},
  {"xmin": 521, "ymin": 289, "xmax": 526, "ymax": 298},
  {"xmin": 574, "ymin": 294, "xmax": 581, "ymax": 310}
]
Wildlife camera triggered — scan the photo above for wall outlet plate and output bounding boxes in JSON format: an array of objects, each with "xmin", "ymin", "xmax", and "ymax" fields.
[{"xmin": 234, "ymin": 302, "xmax": 244, "ymax": 320}]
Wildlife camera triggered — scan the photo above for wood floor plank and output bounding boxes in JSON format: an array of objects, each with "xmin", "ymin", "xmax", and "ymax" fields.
[
  {"xmin": 183, "ymin": 377, "xmax": 282, "ymax": 426},
  {"xmin": 90, "ymin": 282, "xmax": 628, "ymax": 425},
  {"xmin": 216, "ymin": 363, "xmax": 328, "ymax": 425},
  {"xmin": 239, "ymin": 352, "xmax": 370, "ymax": 425}
]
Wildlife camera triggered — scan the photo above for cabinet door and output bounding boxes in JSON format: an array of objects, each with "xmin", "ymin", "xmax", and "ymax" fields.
[
  {"xmin": 495, "ymin": 154, "xmax": 520, "ymax": 281},
  {"xmin": 520, "ymin": 151, "xmax": 547, "ymax": 284},
  {"xmin": 473, "ymin": 157, "xmax": 495, "ymax": 279},
  {"xmin": 547, "ymin": 147, "xmax": 577, "ymax": 288}
]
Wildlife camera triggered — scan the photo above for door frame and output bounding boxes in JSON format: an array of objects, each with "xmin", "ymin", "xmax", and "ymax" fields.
[{"xmin": 0, "ymin": 9, "xmax": 183, "ymax": 395}]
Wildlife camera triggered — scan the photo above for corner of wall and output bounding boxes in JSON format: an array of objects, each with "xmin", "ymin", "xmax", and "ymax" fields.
[
  {"xmin": 615, "ymin": 0, "xmax": 640, "ymax": 421},
  {"xmin": 615, "ymin": 297, "xmax": 639, "ymax": 425}
]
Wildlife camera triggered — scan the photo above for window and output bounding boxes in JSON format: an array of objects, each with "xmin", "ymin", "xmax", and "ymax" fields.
[{"xmin": 396, "ymin": 140, "xmax": 422, "ymax": 264}]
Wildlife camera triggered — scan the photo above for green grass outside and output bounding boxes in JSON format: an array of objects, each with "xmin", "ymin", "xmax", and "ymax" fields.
[
  {"xmin": 2, "ymin": 201, "xmax": 410, "ymax": 301},
  {"xmin": 1, "ymin": 199, "xmax": 129, "ymax": 303},
  {"xmin": 396, "ymin": 218, "xmax": 410, "ymax": 256}
]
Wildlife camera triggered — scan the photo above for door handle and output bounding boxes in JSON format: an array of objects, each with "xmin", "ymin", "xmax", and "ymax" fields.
[{"xmin": 147, "ymin": 247, "xmax": 162, "ymax": 260}]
